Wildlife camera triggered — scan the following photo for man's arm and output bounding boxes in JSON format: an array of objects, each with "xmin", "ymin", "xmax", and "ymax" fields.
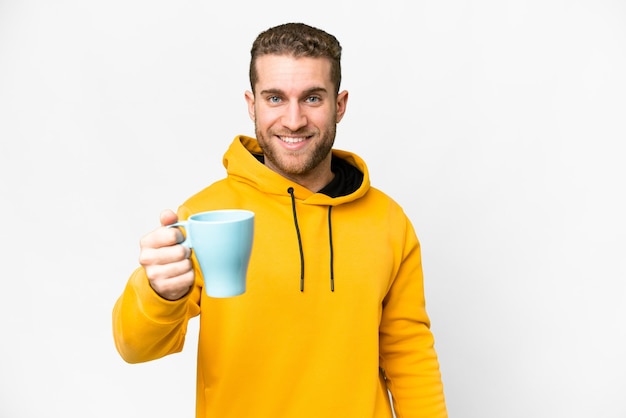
[
  {"xmin": 112, "ymin": 209, "xmax": 201, "ymax": 363},
  {"xmin": 379, "ymin": 218, "xmax": 447, "ymax": 417}
]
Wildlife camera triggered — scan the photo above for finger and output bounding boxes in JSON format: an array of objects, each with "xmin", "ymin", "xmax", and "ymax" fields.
[
  {"xmin": 160, "ymin": 209, "xmax": 178, "ymax": 227},
  {"xmin": 140, "ymin": 226, "xmax": 183, "ymax": 250},
  {"xmin": 139, "ymin": 243, "xmax": 189, "ymax": 267},
  {"xmin": 144, "ymin": 258, "xmax": 193, "ymax": 282},
  {"xmin": 148, "ymin": 268, "xmax": 195, "ymax": 301}
]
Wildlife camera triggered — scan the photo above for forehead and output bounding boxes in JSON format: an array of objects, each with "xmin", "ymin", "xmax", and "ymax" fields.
[{"xmin": 254, "ymin": 55, "xmax": 333, "ymax": 92}]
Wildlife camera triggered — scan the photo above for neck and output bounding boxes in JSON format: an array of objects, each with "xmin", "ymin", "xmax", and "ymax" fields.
[{"xmin": 265, "ymin": 155, "xmax": 334, "ymax": 192}]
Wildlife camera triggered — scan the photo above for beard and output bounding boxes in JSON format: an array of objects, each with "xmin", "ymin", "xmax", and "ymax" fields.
[{"xmin": 255, "ymin": 123, "xmax": 337, "ymax": 177}]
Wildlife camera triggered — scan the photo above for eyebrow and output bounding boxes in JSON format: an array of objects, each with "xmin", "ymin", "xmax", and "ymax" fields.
[{"xmin": 259, "ymin": 87, "xmax": 329, "ymax": 97}]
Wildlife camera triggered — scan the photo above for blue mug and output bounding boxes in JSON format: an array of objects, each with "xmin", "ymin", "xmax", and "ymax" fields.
[{"xmin": 170, "ymin": 209, "xmax": 254, "ymax": 298}]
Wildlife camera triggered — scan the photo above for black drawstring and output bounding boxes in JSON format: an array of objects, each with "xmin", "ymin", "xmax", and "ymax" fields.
[
  {"xmin": 288, "ymin": 187, "xmax": 305, "ymax": 291},
  {"xmin": 328, "ymin": 206, "xmax": 335, "ymax": 292},
  {"xmin": 287, "ymin": 187, "xmax": 336, "ymax": 292}
]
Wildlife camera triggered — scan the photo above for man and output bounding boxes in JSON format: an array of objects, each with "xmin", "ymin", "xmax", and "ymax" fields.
[{"xmin": 113, "ymin": 22, "xmax": 447, "ymax": 417}]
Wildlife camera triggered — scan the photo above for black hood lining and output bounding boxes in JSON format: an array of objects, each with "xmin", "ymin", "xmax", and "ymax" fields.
[{"xmin": 253, "ymin": 154, "xmax": 363, "ymax": 197}]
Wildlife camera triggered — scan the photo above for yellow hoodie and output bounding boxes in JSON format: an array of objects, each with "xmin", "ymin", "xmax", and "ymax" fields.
[{"xmin": 113, "ymin": 136, "xmax": 447, "ymax": 417}]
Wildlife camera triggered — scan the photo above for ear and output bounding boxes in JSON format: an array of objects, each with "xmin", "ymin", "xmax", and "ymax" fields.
[
  {"xmin": 335, "ymin": 90, "xmax": 349, "ymax": 123},
  {"xmin": 244, "ymin": 90, "xmax": 255, "ymax": 121}
]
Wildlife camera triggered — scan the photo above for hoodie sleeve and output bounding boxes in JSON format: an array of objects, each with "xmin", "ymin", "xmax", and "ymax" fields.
[
  {"xmin": 379, "ymin": 216, "xmax": 448, "ymax": 417},
  {"xmin": 112, "ymin": 265, "xmax": 202, "ymax": 363},
  {"xmin": 112, "ymin": 206, "xmax": 202, "ymax": 363}
]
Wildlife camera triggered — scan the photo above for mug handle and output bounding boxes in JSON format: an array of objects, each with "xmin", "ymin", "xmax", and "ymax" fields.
[{"xmin": 167, "ymin": 221, "xmax": 191, "ymax": 248}]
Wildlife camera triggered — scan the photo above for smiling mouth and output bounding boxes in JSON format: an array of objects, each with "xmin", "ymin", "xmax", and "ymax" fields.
[{"xmin": 278, "ymin": 136, "xmax": 311, "ymax": 144}]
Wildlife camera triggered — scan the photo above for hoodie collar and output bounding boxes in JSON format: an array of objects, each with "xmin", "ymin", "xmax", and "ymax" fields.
[{"xmin": 223, "ymin": 135, "xmax": 370, "ymax": 206}]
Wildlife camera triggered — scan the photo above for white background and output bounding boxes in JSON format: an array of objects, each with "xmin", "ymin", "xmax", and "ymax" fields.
[{"xmin": 1, "ymin": 1, "xmax": 625, "ymax": 417}]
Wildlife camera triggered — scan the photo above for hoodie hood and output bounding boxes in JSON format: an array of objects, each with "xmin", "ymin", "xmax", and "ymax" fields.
[
  {"xmin": 221, "ymin": 135, "xmax": 372, "ymax": 292},
  {"xmin": 222, "ymin": 135, "xmax": 371, "ymax": 206}
]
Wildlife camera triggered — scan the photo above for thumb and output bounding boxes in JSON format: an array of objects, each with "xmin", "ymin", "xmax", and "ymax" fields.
[{"xmin": 159, "ymin": 209, "xmax": 179, "ymax": 227}]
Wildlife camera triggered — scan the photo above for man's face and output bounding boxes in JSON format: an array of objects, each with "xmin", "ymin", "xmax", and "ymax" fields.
[{"xmin": 245, "ymin": 54, "xmax": 348, "ymax": 190}]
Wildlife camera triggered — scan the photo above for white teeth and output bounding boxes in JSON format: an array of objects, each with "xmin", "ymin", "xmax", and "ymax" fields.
[{"xmin": 280, "ymin": 136, "xmax": 306, "ymax": 144}]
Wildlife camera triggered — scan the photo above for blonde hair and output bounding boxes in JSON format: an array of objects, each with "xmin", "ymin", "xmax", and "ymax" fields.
[{"xmin": 249, "ymin": 23, "xmax": 342, "ymax": 94}]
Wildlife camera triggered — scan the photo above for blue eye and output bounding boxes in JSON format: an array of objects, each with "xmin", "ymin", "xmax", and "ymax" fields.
[{"xmin": 268, "ymin": 96, "xmax": 281, "ymax": 103}]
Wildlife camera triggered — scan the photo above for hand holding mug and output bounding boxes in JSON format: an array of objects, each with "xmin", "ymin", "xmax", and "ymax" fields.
[
  {"xmin": 169, "ymin": 210, "xmax": 254, "ymax": 298},
  {"xmin": 139, "ymin": 209, "xmax": 195, "ymax": 301}
]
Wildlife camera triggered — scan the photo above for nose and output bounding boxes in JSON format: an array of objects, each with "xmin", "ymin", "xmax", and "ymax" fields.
[{"xmin": 281, "ymin": 102, "xmax": 307, "ymax": 132}]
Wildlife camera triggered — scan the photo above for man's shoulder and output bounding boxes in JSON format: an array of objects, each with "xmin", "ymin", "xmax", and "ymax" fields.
[{"xmin": 179, "ymin": 178, "xmax": 232, "ymax": 212}]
